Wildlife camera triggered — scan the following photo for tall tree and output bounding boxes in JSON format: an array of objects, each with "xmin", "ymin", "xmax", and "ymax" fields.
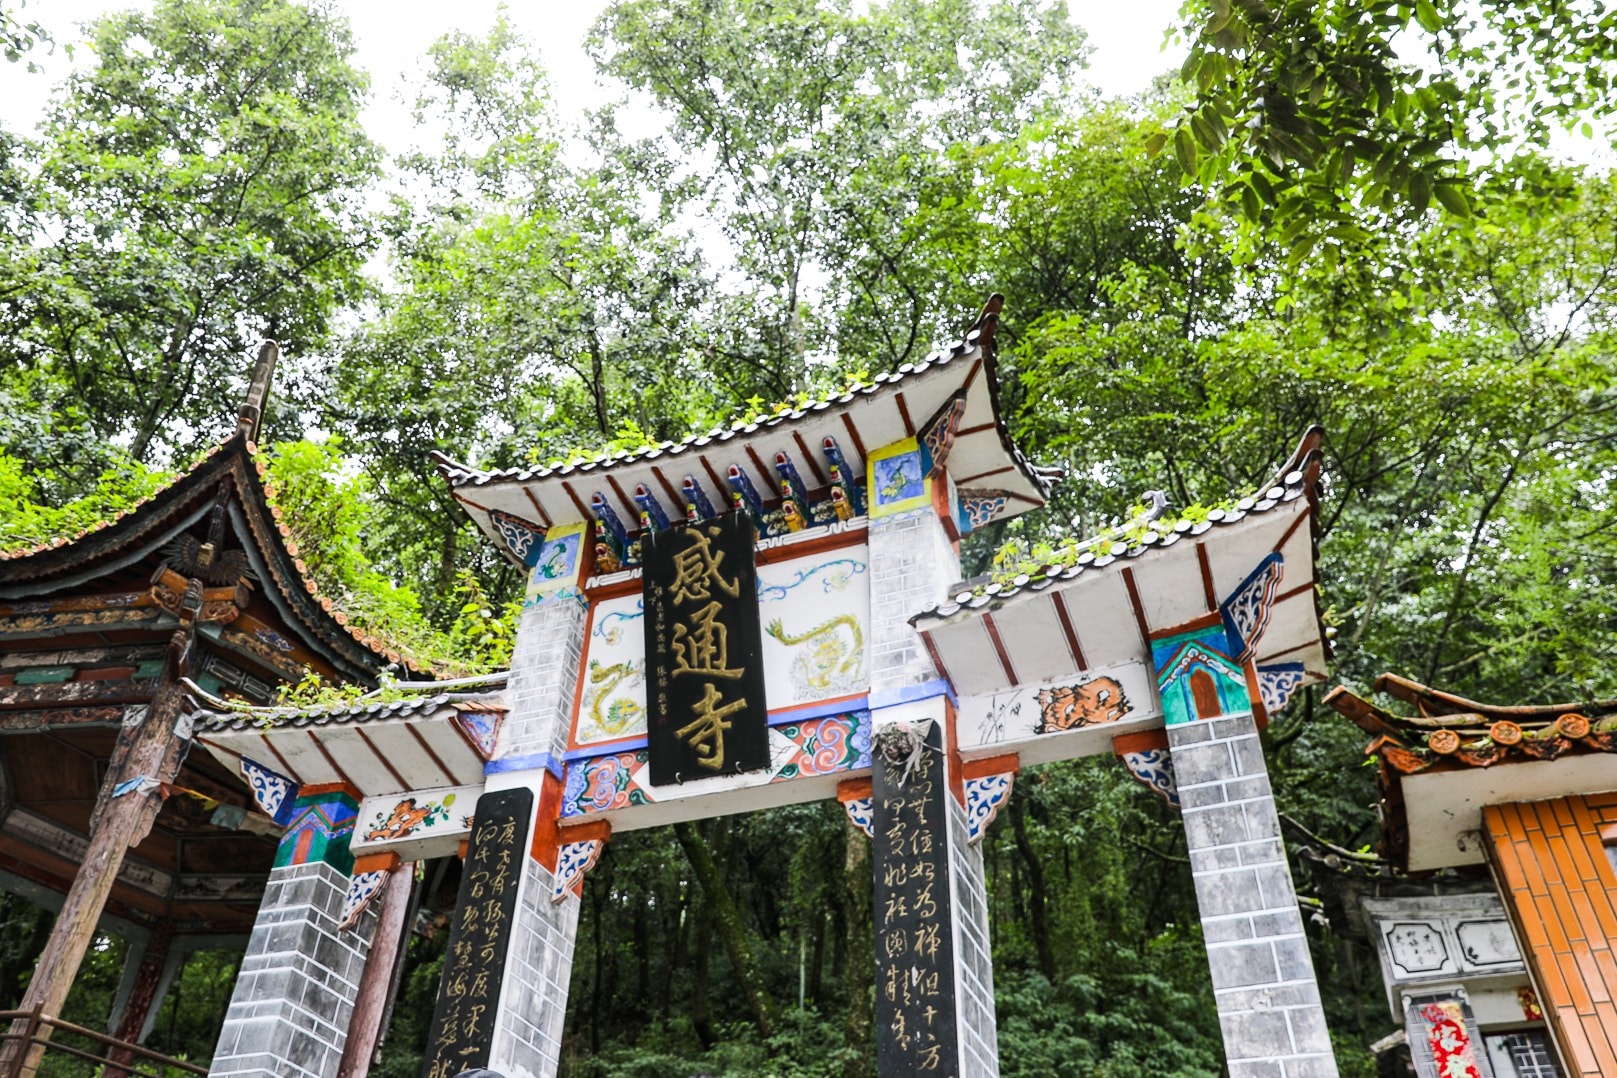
[
  {"xmin": 0, "ymin": 0, "xmax": 379, "ymax": 464},
  {"xmin": 330, "ymin": 18, "xmax": 720, "ymax": 611},
  {"xmin": 1168, "ymin": 0, "xmax": 1617, "ymax": 246},
  {"xmin": 591, "ymin": 0, "xmax": 1091, "ymax": 382}
]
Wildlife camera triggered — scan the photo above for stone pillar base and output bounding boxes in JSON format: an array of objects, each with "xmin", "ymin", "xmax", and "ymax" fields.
[{"xmin": 209, "ymin": 861, "xmax": 379, "ymax": 1078}]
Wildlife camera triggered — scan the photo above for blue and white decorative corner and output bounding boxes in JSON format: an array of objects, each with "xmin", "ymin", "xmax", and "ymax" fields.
[
  {"xmin": 964, "ymin": 772, "xmax": 1015, "ymax": 844},
  {"xmin": 488, "ymin": 508, "xmax": 546, "ymax": 568},
  {"xmin": 339, "ymin": 869, "xmax": 390, "ymax": 931},
  {"xmin": 453, "ymin": 707, "xmax": 503, "ymax": 761},
  {"xmin": 958, "ymin": 488, "xmax": 1011, "ymax": 532},
  {"xmin": 842, "ymin": 796, "xmax": 874, "ymax": 839},
  {"xmin": 1219, "ymin": 553, "xmax": 1284, "ymax": 662},
  {"xmin": 552, "ymin": 839, "xmax": 605, "ymax": 903},
  {"xmin": 1121, "ymin": 749, "xmax": 1180, "ymax": 811},
  {"xmin": 1256, "ymin": 662, "xmax": 1308, "ymax": 715},
  {"xmin": 239, "ymin": 756, "xmax": 297, "ymax": 826}
]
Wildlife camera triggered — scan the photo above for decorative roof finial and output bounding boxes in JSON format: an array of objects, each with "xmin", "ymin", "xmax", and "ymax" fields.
[{"xmin": 236, "ymin": 340, "xmax": 280, "ymax": 442}]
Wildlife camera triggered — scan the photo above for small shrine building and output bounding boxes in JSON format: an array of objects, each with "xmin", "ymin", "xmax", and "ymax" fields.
[
  {"xmin": 1325, "ymin": 675, "xmax": 1617, "ymax": 1077},
  {"xmin": 187, "ymin": 297, "xmax": 1345, "ymax": 1078},
  {"xmin": 0, "ymin": 346, "xmax": 422, "ymax": 1071}
]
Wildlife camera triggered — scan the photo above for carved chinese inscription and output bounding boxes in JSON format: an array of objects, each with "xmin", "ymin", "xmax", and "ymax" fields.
[
  {"xmin": 642, "ymin": 512, "xmax": 768, "ymax": 785},
  {"xmin": 420, "ymin": 787, "xmax": 531, "ymax": 1078},
  {"xmin": 873, "ymin": 724, "xmax": 959, "ymax": 1076}
]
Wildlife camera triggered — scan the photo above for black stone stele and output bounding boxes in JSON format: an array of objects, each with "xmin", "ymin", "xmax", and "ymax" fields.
[
  {"xmin": 420, "ymin": 787, "xmax": 533, "ymax": 1078},
  {"xmin": 642, "ymin": 510, "xmax": 769, "ymax": 785},
  {"xmin": 872, "ymin": 722, "xmax": 960, "ymax": 1076}
]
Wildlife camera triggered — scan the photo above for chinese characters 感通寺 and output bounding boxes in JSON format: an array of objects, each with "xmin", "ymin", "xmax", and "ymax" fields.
[{"xmin": 643, "ymin": 513, "xmax": 768, "ymax": 783}]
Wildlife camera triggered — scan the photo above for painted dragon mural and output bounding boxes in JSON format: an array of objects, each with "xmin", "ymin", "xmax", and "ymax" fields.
[{"xmin": 765, "ymin": 614, "xmax": 865, "ymax": 699}]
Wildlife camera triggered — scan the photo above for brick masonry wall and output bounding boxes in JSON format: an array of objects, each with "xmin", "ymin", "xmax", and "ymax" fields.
[
  {"xmin": 1482, "ymin": 792, "xmax": 1617, "ymax": 1076},
  {"xmin": 1168, "ymin": 713, "xmax": 1337, "ymax": 1078},
  {"xmin": 208, "ymin": 862, "xmax": 379, "ymax": 1078},
  {"xmin": 868, "ymin": 510, "xmax": 959, "ymax": 692},
  {"xmin": 489, "ymin": 854, "xmax": 583, "ymax": 1078},
  {"xmin": 500, "ymin": 598, "xmax": 588, "ymax": 764},
  {"xmin": 947, "ymin": 790, "xmax": 999, "ymax": 1078}
]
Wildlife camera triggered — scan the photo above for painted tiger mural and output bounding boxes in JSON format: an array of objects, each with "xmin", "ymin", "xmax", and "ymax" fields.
[{"xmin": 1035, "ymin": 675, "xmax": 1131, "ymax": 733}]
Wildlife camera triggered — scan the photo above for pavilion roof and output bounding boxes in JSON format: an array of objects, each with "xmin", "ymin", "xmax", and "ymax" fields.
[
  {"xmin": 1327, "ymin": 675, "xmax": 1617, "ymax": 872},
  {"xmin": 0, "ymin": 432, "xmax": 426, "ymax": 682},
  {"xmin": 189, "ymin": 677, "xmax": 506, "ymax": 797},
  {"xmin": 431, "ymin": 296, "xmax": 1060, "ymax": 563},
  {"xmin": 910, "ymin": 428, "xmax": 1329, "ymax": 705}
]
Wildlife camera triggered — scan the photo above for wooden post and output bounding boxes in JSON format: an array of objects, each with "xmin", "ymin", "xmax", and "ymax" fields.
[
  {"xmin": 337, "ymin": 865, "xmax": 413, "ymax": 1078},
  {"xmin": 0, "ymin": 681, "xmax": 189, "ymax": 1077},
  {"xmin": 104, "ymin": 920, "xmax": 175, "ymax": 1078},
  {"xmin": 3, "ymin": 1007, "xmax": 43, "ymax": 1078}
]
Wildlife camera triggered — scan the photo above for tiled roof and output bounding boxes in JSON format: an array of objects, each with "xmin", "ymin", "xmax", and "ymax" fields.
[
  {"xmin": 911, "ymin": 427, "xmax": 1324, "ymax": 628},
  {"xmin": 431, "ymin": 297, "xmax": 1056, "ymax": 498},
  {"xmin": 0, "ymin": 433, "xmax": 431, "ymax": 679},
  {"xmin": 0, "ymin": 460, "xmax": 193, "ymax": 563},
  {"xmin": 1328, "ymin": 674, "xmax": 1617, "ymax": 774},
  {"xmin": 190, "ymin": 680, "xmax": 507, "ymax": 734},
  {"xmin": 190, "ymin": 674, "xmax": 507, "ymax": 796}
]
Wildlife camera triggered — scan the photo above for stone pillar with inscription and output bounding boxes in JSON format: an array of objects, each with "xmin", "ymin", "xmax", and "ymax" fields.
[
  {"xmin": 1152, "ymin": 619, "xmax": 1338, "ymax": 1078},
  {"xmin": 210, "ymin": 784, "xmax": 382, "ymax": 1078},
  {"xmin": 864, "ymin": 433, "xmax": 998, "ymax": 1077},
  {"xmin": 871, "ymin": 717, "xmax": 997, "ymax": 1078},
  {"xmin": 414, "ymin": 522, "xmax": 607, "ymax": 1078},
  {"xmin": 419, "ymin": 785, "xmax": 591, "ymax": 1078}
]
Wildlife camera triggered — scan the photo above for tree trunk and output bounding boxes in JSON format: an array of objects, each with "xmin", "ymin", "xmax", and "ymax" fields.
[
  {"xmin": 690, "ymin": 895, "xmax": 716, "ymax": 1049},
  {"xmin": 633, "ymin": 900, "xmax": 652, "ymax": 1012},
  {"xmin": 841, "ymin": 817, "xmax": 873, "ymax": 1078},
  {"xmin": 1010, "ymin": 794, "xmax": 1057, "ymax": 982},
  {"xmin": 674, "ymin": 819, "xmax": 778, "ymax": 1037},
  {"xmin": 808, "ymin": 910, "xmax": 825, "ymax": 1005},
  {"xmin": 337, "ymin": 868, "xmax": 413, "ymax": 1078},
  {"xmin": 658, "ymin": 881, "xmax": 686, "ymax": 1023}
]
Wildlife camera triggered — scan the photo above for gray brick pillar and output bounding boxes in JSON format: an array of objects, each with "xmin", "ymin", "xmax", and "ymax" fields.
[
  {"xmin": 210, "ymin": 786, "xmax": 378, "ymax": 1078},
  {"xmin": 414, "ymin": 535, "xmax": 593, "ymax": 1078},
  {"xmin": 496, "ymin": 595, "xmax": 588, "ymax": 770},
  {"xmin": 1153, "ymin": 620, "xmax": 1337, "ymax": 1078},
  {"xmin": 867, "ymin": 510, "xmax": 959, "ymax": 692},
  {"xmin": 946, "ymin": 767, "xmax": 998, "ymax": 1077},
  {"xmin": 864, "ymin": 433, "xmax": 959, "ymax": 696},
  {"xmin": 484, "ymin": 838, "xmax": 583, "ymax": 1076},
  {"xmin": 863, "ymin": 437, "xmax": 994, "ymax": 1075}
]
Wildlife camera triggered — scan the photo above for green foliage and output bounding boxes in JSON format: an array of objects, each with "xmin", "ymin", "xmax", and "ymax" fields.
[
  {"xmin": 0, "ymin": 0, "xmax": 379, "ymax": 463},
  {"xmin": 989, "ymin": 499, "xmax": 1240, "ymax": 588},
  {"xmin": 1169, "ymin": 0, "xmax": 1617, "ymax": 254},
  {"xmin": 0, "ymin": 0, "xmax": 50, "ymax": 69},
  {"xmin": 0, "ymin": 449, "xmax": 173, "ymax": 553},
  {"xmin": 144, "ymin": 950, "xmax": 243, "ymax": 1066},
  {"xmin": 592, "ymin": 0, "xmax": 1091, "ymax": 381},
  {"xmin": 258, "ymin": 439, "xmax": 517, "ymax": 676}
]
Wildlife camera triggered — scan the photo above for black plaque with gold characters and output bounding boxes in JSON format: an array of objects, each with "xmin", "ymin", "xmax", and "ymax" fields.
[
  {"xmin": 419, "ymin": 787, "xmax": 532, "ymax": 1078},
  {"xmin": 872, "ymin": 723, "xmax": 959, "ymax": 1076},
  {"xmin": 642, "ymin": 511, "xmax": 768, "ymax": 785}
]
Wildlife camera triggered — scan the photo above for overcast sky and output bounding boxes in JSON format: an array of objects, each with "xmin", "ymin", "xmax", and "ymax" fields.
[{"xmin": 0, "ymin": 0, "xmax": 1188, "ymax": 156}]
